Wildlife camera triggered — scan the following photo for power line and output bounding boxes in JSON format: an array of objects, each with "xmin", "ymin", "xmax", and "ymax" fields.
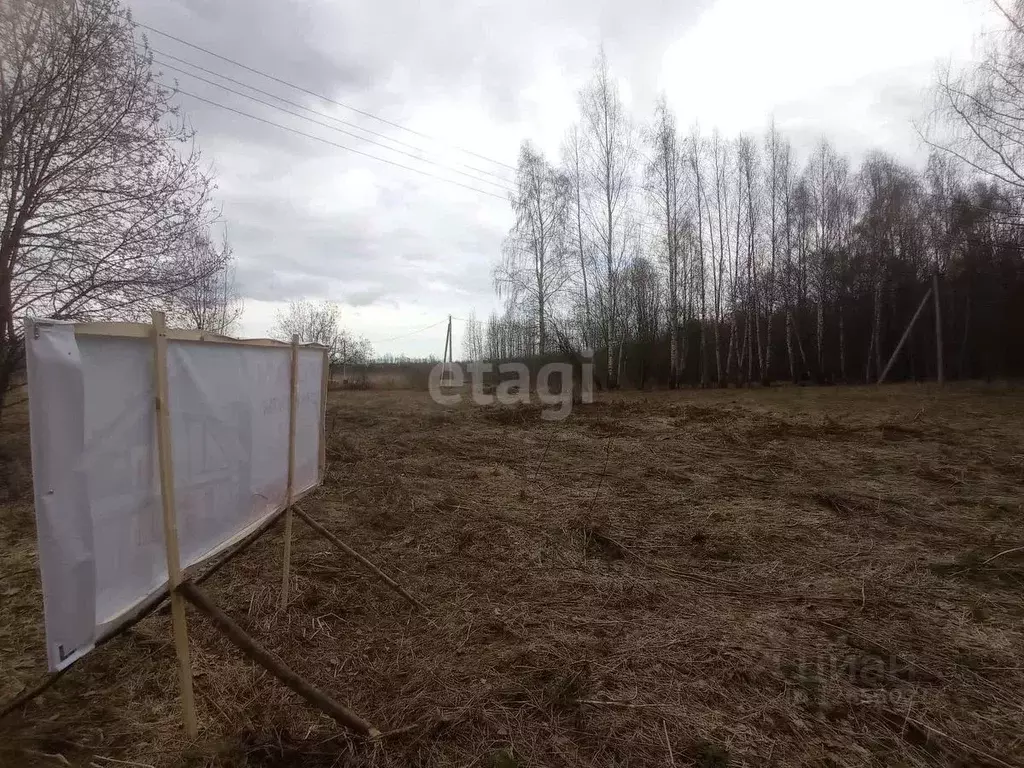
[
  {"xmin": 124, "ymin": 20, "xmax": 681, "ymax": 223},
  {"xmin": 150, "ymin": 47, "xmax": 514, "ymax": 187},
  {"xmin": 127, "ymin": 15, "xmax": 516, "ymax": 172},
  {"xmin": 153, "ymin": 59, "xmax": 665, "ymax": 220},
  {"xmin": 154, "ymin": 58, "xmax": 515, "ymax": 194},
  {"xmin": 163, "ymin": 86, "xmax": 509, "ymax": 201},
  {"xmin": 364, "ymin": 319, "xmax": 448, "ymax": 344},
  {"xmin": 130, "ymin": 23, "xmax": 691, "ymax": 225}
]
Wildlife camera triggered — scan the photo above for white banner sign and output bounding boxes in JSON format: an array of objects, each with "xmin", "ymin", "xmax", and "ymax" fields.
[{"xmin": 25, "ymin": 320, "xmax": 326, "ymax": 672}]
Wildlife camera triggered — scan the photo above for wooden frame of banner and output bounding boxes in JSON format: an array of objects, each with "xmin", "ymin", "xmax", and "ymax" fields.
[
  {"xmin": 146, "ymin": 317, "xmax": 383, "ymax": 736},
  {"xmin": 280, "ymin": 335, "xmax": 299, "ymax": 607},
  {"xmin": 5, "ymin": 318, "xmax": 424, "ymax": 737},
  {"xmin": 151, "ymin": 311, "xmax": 199, "ymax": 738}
]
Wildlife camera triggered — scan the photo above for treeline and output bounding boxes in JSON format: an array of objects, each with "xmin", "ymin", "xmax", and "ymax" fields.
[{"xmin": 490, "ymin": 11, "xmax": 1024, "ymax": 388}]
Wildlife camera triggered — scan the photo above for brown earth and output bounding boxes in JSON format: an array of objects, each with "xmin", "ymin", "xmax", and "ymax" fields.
[{"xmin": 1, "ymin": 384, "xmax": 1023, "ymax": 767}]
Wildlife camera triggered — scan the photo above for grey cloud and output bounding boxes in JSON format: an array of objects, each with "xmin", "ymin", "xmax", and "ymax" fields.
[
  {"xmin": 136, "ymin": 0, "xmax": 708, "ymax": 151},
  {"xmin": 344, "ymin": 289, "xmax": 396, "ymax": 308},
  {"xmin": 773, "ymin": 66, "xmax": 935, "ymax": 165},
  {"xmin": 124, "ymin": 0, "xmax": 934, "ymax": 348}
]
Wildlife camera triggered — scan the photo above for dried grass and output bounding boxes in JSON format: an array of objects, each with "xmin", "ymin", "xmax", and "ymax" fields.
[{"xmin": 1, "ymin": 383, "xmax": 1024, "ymax": 766}]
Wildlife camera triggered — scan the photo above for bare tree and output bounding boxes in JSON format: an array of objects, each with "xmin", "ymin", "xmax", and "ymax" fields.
[
  {"xmin": 274, "ymin": 299, "xmax": 339, "ymax": 347},
  {"xmin": 461, "ymin": 309, "xmax": 485, "ymax": 361},
  {"xmin": 762, "ymin": 120, "xmax": 788, "ymax": 385},
  {"xmin": 1, "ymin": 0, "xmax": 219, "ymax": 413},
  {"xmin": 336, "ymin": 329, "xmax": 373, "ymax": 368},
  {"xmin": 272, "ymin": 299, "xmax": 374, "ymax": 378},
  {"xmin": 485, "ymin": 302, "xmax": 537, "ymax": 360},
  {"xmin": 688, "ymin": 126, "xmax": 710, "ymax": 386},
  {"xmin": 622, "ymin": 254, "xmax": 662, "ymax": 386},
  {"xmin": 709, "ymin": 131, "xmax": 730, "ymax": 384},
  {"xmin": 495, "ymin": 141, "xmax": 569, "ymax": 355},
  {"xmin": 579, "ymin": 48, "xmax": 637, "ymax": 387},
  {"xmin": 806, "ymin": 139, "xmax": 847, "ymax": 379},
  {"xmin": 170, "ymin": 230, "xmax": 243, "ymax": 334},
  {"xmin": 736, "ymin": 136, "xmax": 762, "ymax": 383},
  {"xmin": 928, "ymin": 1, "xmax": 1024, "ymax": 198},
  {"xmin": 562, "ymin": 125, "xmax": 593, "ymax": 347},
  {"xmin": 644, "ymin": 95, "xmax": 686, "ymax": 386}
]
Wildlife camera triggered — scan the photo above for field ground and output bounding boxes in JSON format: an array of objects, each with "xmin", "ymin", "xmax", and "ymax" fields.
[{"xmin": 1, "ymin": 385, "xmax": 1024, "ymax": 767}]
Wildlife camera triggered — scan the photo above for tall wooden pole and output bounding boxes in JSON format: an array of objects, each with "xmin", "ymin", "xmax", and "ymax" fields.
[
  {"xmin": 440, "ymin": 315, "xmax": 452, "ymax": 385},
  {"xmin": 447, "ymin": 315, "xmax": 453, "ymax": 371},
  {"xmin": 318, "ymin": 347, "xmax": 328, "ymax": 484},
  {"xmin": 879, "ymin": 286, "xmax": 932, "ymax": 385},
  {"xmin": 933, "ymin": 272, "xmax": 944, "ymax": 385},
  {"xmin": 280, "ymin": 334, "xmax": 299, "ymax": 607},
  {"xmin": 151, "ymin": 310, "xmax": 198, "ymax": 738}
]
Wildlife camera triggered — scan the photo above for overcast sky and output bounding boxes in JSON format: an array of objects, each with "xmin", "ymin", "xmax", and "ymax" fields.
[{"xmin": 127, "ymin": 0, "xmax": 999, "ymax": 358}]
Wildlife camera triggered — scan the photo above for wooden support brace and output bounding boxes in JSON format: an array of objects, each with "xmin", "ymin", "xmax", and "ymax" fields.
[
  {"xmin": 177, "ymin": 581, "xmax": 379, "ymax": 737},
  {"xmin": 1, "ymin": 501, "xmax": 291, "ymax": 720},
  {"xmin": 293, "ymin": 505, "xmax": 427, "ymax": 612},
  {"xmin": 281, "ymin": 334, "xmax": 299, "ymax": 607},
  {"xmin": 151, "ymin": 310, "xmax": 198, "ymax": 738},
  {"xmin": 878, "ymin": 286, "xmax": 932, "ymax": 385}
]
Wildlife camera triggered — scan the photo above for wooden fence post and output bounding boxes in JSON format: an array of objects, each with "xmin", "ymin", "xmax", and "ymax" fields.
[
  {"xmin": 151, "ymin": 310, "xmax": 198, "ymax": 737},
  {"xmin": 319, "ymin": 347, "xmax": 329, "ymax": 484},
  {"xmin": 933, "ymin": 271, "xmax": 944, "ymax": 384},
  {"xmin": 280, "ymin": 334, "xmax": 299, "ymax": 607}
]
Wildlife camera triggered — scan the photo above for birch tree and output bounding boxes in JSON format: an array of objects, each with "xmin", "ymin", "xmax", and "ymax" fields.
[
  {"xmin": 807, "ymin": 139, "xmax": 846, "ymax": 379},
  {"xmin": 494, "ymin": 141, "xmax": 569, "ymax": 355},
  {"xmin": 688, "ymin": 126, "xmax": 709, "ymax": 385},
  {"xmin": 737, "ymin": 136, "xmax": 761, "ymax": 382},
  {"xmin": 579, "ymin": 49, "xmax": 637, "ymax": 387},
  {"xmin": 762, "ymin": 121, "xmax": 788, "ymax": 384},
  {"xmin": 645, "ymin": 95, "xmax": 686, "ymax": 386},
  {"xmin": 461, "ymin": 310, "xmax": 485, "ymax": 361},
  {"xmin": 562, "ymin": 125, "xmax": 593, "ymax": 347},
  {"xmin": 709, "ymin": 132, "xmax": 730, "ymax": 384}
]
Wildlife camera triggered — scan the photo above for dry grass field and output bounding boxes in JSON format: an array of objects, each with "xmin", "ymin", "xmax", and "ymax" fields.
[{"xmin": 1, "ymin": 384, "xmax": 1024, "ymax": 767}]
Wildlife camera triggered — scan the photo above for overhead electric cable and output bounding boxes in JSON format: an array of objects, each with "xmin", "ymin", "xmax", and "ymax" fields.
[
  {"xmin": 150, "ymin": 47, "xmax": 514, "ymax": 186},
  {"xmin": 364, "ymin": 319, "xmax": 449, "ymax": 344},
  {"xmin": 155, "ymin": 58, "xmax": 514, "ymax": 194},
  {"xmin": 128, "ymin": 16, "xmax": 516, "ymax": 171},
  {"xmin": 163, "ymin": 86, "xmax": 509, "ymax": 201}
]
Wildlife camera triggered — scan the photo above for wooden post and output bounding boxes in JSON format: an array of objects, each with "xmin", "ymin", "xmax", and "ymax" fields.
[
  {"xmin": 293, "ymin": 505, "xmax": 426, "ymax": 611},
  {"xmin": 151, "ymin": 310, "xmax": 198, "ymax": 738},
  {"xmin": 178, "ymin": 581, "xmax": 379, "ymax": 737},
  {"xmin": 318, "ymin": 347, "xmax": 329, "ymax": 483},
  {"xmin": 933, "ymin": 272, "xmax": 944, "ymax": 385},
  {"xmin": 281, "ymin": 334, "xmax": 299, "ymax": 607},
  {"xmin": 878, "ymin": 286, "xmax": 932, "ymax": 385},
  {"xmin": 440, "ymin": 317, "xmax": 451, "ymax": 385},
  {"xmin": 447, "ymin": 316, "xmax": 453, "ymax": 374}
]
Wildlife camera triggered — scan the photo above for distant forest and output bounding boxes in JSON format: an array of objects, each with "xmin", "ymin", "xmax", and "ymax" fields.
[{"xmin": 482, "ymin": 2, "xmax": 1024, "ymax": 388}]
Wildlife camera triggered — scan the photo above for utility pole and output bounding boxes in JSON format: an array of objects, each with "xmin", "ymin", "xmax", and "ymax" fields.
[
  {"xmin": 440, "ymin": 315, "xmax": 453, "ymax": 385},
  {"xmin": 341, "ymin": 336, "xmax": 348, "ymax": 384}
]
